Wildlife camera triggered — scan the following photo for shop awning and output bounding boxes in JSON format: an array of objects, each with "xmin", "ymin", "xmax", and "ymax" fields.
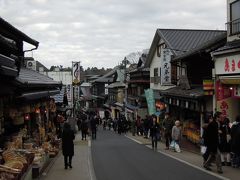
[{"xmin": 219, "ymin": 76, "xmax": 240, "ymax": 84}]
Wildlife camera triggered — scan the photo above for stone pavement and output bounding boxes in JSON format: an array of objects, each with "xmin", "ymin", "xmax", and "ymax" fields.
[
  {"xmin": 40, "ymin": 132, "xmax": 96, "ymax": 180},
  {"xmin": 126, "ymin": 134, "xmax": 240, "ymax": 180}
]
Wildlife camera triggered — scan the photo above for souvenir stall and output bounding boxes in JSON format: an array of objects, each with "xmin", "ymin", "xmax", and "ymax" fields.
[{"xmin": 0, "ymin": 100, "xmax": 61, "ymax": 180}]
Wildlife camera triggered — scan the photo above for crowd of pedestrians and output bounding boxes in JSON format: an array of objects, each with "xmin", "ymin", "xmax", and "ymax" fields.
[
  {"xmin": 58, "ymin": 109, "xmax": 240, "ymax": 174},
  {"xmin": 201, "ymin": 112, "xmax": 240, "ymax": 174}
]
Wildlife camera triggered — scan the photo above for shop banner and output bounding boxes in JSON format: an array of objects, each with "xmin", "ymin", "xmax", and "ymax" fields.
[
  {"xmin": 144, "ymin": 89, "xmax": 156, "ymax": 115},
  {"xmin": 217, "ymin": 97, "xmax": 234, "ymax": 119},
  {"xmin": 215, "ymin": 54, "xmax": 240, "ymax": 75},
  {"xmin": 72, "ymin": 61, "xmax": 81, "ymax": 85},
  {"xmin": 161, "ymin": 49, "xmax": 171, "ymax": 85}
]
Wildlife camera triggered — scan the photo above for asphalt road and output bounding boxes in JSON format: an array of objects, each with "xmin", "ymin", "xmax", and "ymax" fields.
[{"xmin": 91, "ymin": 129, "xmax": 223, "ymax": 180}]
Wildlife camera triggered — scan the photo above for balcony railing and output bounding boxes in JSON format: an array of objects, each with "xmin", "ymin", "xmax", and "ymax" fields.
[{"xmin": 226, "ymin": 18, "xmax": 240, "ymax": 36}]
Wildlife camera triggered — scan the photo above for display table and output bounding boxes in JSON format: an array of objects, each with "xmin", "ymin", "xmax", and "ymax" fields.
[{"xmin": 32, "ymin": 153, "xmax": 49, "ymax": 179}]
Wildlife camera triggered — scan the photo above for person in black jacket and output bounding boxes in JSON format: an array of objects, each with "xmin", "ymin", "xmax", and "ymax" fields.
[
  {"xmin": 150, "ymin": 115, "xmax": 160, "ymax": 150},
  {"xmin": 162, "ymin": 112, "xmax": 174, "ymax": 150},
  {"xmin": 231, "ymin": 115, "xmax": 240, "ymax": 168},
  {"xmin": 62, "ymin": 122, "xmax": 75, "ymax": 169},
  {"xmin": 219, "ymin": 117, "xmax": 231, "ymax": 166},
  {"xmin": 203, "ymin": 112, "xmax": 223, "ymax": 174}
]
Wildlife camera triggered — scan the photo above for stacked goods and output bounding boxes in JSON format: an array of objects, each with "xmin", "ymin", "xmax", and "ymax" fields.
[
  {"xmin": 0, "ymin": 164, "xmax": 21, "ymax": 180},
  {"xmin": 2, "ymin": 150, "xmax": 27, "ymax": 171},
  {"xmin": 182, "ymin": 121, "xmax": 201, "ymax": 144}
]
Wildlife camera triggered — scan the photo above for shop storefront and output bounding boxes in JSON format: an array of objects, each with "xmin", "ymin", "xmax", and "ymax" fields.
[
  {"xmin": 213, "ymin": 52, "xmax": 240, "ymax": 121},
  {"xmin": 160, "ymin": 86, "xmax": 210, "ymax": 145}
]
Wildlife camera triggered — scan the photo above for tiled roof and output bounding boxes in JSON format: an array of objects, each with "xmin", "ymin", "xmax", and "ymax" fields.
[
  {"xmin": 91, "ymin": 67, "xmax": 117, "ymax": 83},
  {"xmin": 158, "ymin": 29, "xmax": 226, "ymax": 56},
  {"xmin": 160, "ymin": 86, "xmax": 204, "ymax": 99},
  {"xmin": 145, "ymin": 29, "xmax": 226, "ymax": 67},
  {"xmin": 16, "ymin": 67, "xmax": 61, "ymax": 87},
  {"xmin": 213, "ymin": 40, "xmax": 240, "ymax": 55}
]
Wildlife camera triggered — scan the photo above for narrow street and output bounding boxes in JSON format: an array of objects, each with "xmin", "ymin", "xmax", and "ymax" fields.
[{"xmin": 91, "ymin": 129, "xmax": 222, "ymax": 180}]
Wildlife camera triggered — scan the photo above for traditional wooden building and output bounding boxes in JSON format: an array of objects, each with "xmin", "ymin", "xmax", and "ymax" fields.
[
  {"xmin": 127, "ymin": 52, "xmax": 149, "ymax": 119},
  {"xmin": 145, "ymin": 28, "xmax": 226, "ymax": 144}
]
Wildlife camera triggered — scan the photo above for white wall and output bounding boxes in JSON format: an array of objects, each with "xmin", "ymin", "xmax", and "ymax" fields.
[
  {"xmin": 150, "ymin": 48, "xmax": 161, "ymax": 90},
  {"xmin": 46, "ymin": 71, "xmax": 72, "ymax": 85}
]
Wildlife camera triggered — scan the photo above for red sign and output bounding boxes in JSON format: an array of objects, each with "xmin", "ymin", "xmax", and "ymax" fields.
[
  {"xmin": 216, "ymin": 80, "xmax": 232, "ymax": 101},
  {"xmin": 224, "ymin": 58, "xmax": 240, "ymax": 73}
]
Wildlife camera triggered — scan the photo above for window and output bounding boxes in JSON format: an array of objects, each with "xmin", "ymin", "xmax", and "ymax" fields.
[
  {"xmin": 230, "ymin": 0, "xmax": 240, "ymax": 35},
  {"xmin": 154, "ymin": 68, "xmax": 158, "ymax": 77}
]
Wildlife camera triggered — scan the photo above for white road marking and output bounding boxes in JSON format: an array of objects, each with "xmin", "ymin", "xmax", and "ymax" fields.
[
  {"xmin": 125, "ymin": 136, "xmax": 230, "ymax": 180},
  {"xmin": 88, "ymin": 139, "xmax": 96, "ymax": 180},
  {"xmin": 125, "ymin": 135, "xmax": 143, "ymax": 144},
  {"xmin": 144, "ymin": 145, "xmax": 230, "ymax": 180}
]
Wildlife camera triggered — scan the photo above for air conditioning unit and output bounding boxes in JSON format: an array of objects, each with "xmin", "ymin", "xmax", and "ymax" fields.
[{"xmin": 26, "ymin": 61, "xmax": 37, "ymax": 71}]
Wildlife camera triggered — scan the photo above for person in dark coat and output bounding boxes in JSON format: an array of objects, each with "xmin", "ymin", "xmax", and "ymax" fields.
[
  {"xmin": 81, "ymin": 119, "xmax": 88, "ymax": 140},
  {"xmin": 62, "ymin": 122, "xmax": 75, "ymax": 169},
  {"xmin": 204, "ymin": 112, "xmax": 223, "ymax": 174},
  {"xmin": 150, "ymin": 115, "xmax": 160, "ymax": 150},
  {"xmin": 162, "ymin": 112, "xmax": 174, "ymax": 150},
  {"xmin": 90, "ymin": 116, "xmax": 97, "ymax": 140},
  {"xmin": 231, "ymin": 115, "xmax": 240, "ymax": 168},
  {"xmin": 202, "ymin": 115, "xmax": 213, "ymax": 164},
  {"xmin": 219, "ymin": 117, "xmax": 231, "ymax": 166}
]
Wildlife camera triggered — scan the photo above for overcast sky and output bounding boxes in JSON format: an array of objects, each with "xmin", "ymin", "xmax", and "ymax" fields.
[{"xmin": 1, "ymin": 0, "xmax": 226, "ymax": 69}]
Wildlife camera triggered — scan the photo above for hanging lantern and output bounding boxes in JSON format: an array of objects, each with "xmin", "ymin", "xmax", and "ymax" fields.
[
  {"xmin": 35, "ymin": 108, "xmax": 40, "ymax": 114},
  {"xmin": 24, "ymin": 114, "xmax": 30, "ymax": 121}
]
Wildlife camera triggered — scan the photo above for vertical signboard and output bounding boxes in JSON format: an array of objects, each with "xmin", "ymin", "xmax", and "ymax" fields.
[
  {"xmin": 72, "ymin": 61, "xmax": 81, "ymax": 104},
  {"xmin": 161, "ymin": 49, "xmax": 171, "ymax": 85},
  {"xmin": 144, "ymin": 89, "xmax": 156, "ymax": 115},
  {"xmin": 72, "ymin": 62, "xmax": 81, "ymax": 85}
]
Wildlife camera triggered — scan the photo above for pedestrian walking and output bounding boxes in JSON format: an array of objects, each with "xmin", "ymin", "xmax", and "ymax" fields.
[
  {"xmin": 90, "ymin": 115, "xmax": 97, "ymax": 140},
  {"xmin": 81, "ymin": 119, "xmax": 88, "ymax": 140},
  {"xmin": 162, "ymin": 112, "xmax": 174, "ymax": 150},
  {"xmin": 171, "ymin": 120, "xmax": 182, "ymax": 152},
  {"xmin": 201, "ymin": 115, "xmax": 213, "ymax": 164},
  {"xmin": 150, "ymin": 115, "xmax": 160, "ymax": 150},
  {"xmin": 62, "ymin": 122, "xmax": 75, "ymax": 169},
  {"xmin": 231, "ymin": 115, "xmax": 240, "ymax": 168},
  {"xmin": 219, "ymin": 117, "xmax": 231, "ymax": 166},
  {"xmin": 203, "ymin": 112, "xmax": 223, "ymax": 174}
]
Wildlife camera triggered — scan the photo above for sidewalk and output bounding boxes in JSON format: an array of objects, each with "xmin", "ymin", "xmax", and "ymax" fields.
[
  {"xmin": 40, "ymin": 132, "xmax": 95, "ymax": 180},
  {"xmin": 126, "ymin": 134, "xmax": 239, "ymax": 180}
]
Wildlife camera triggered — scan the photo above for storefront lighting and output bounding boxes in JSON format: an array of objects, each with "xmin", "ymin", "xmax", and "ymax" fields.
[{"xmin": 230, "ymin": 87, "xmax": 233, "ymax": 90}]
